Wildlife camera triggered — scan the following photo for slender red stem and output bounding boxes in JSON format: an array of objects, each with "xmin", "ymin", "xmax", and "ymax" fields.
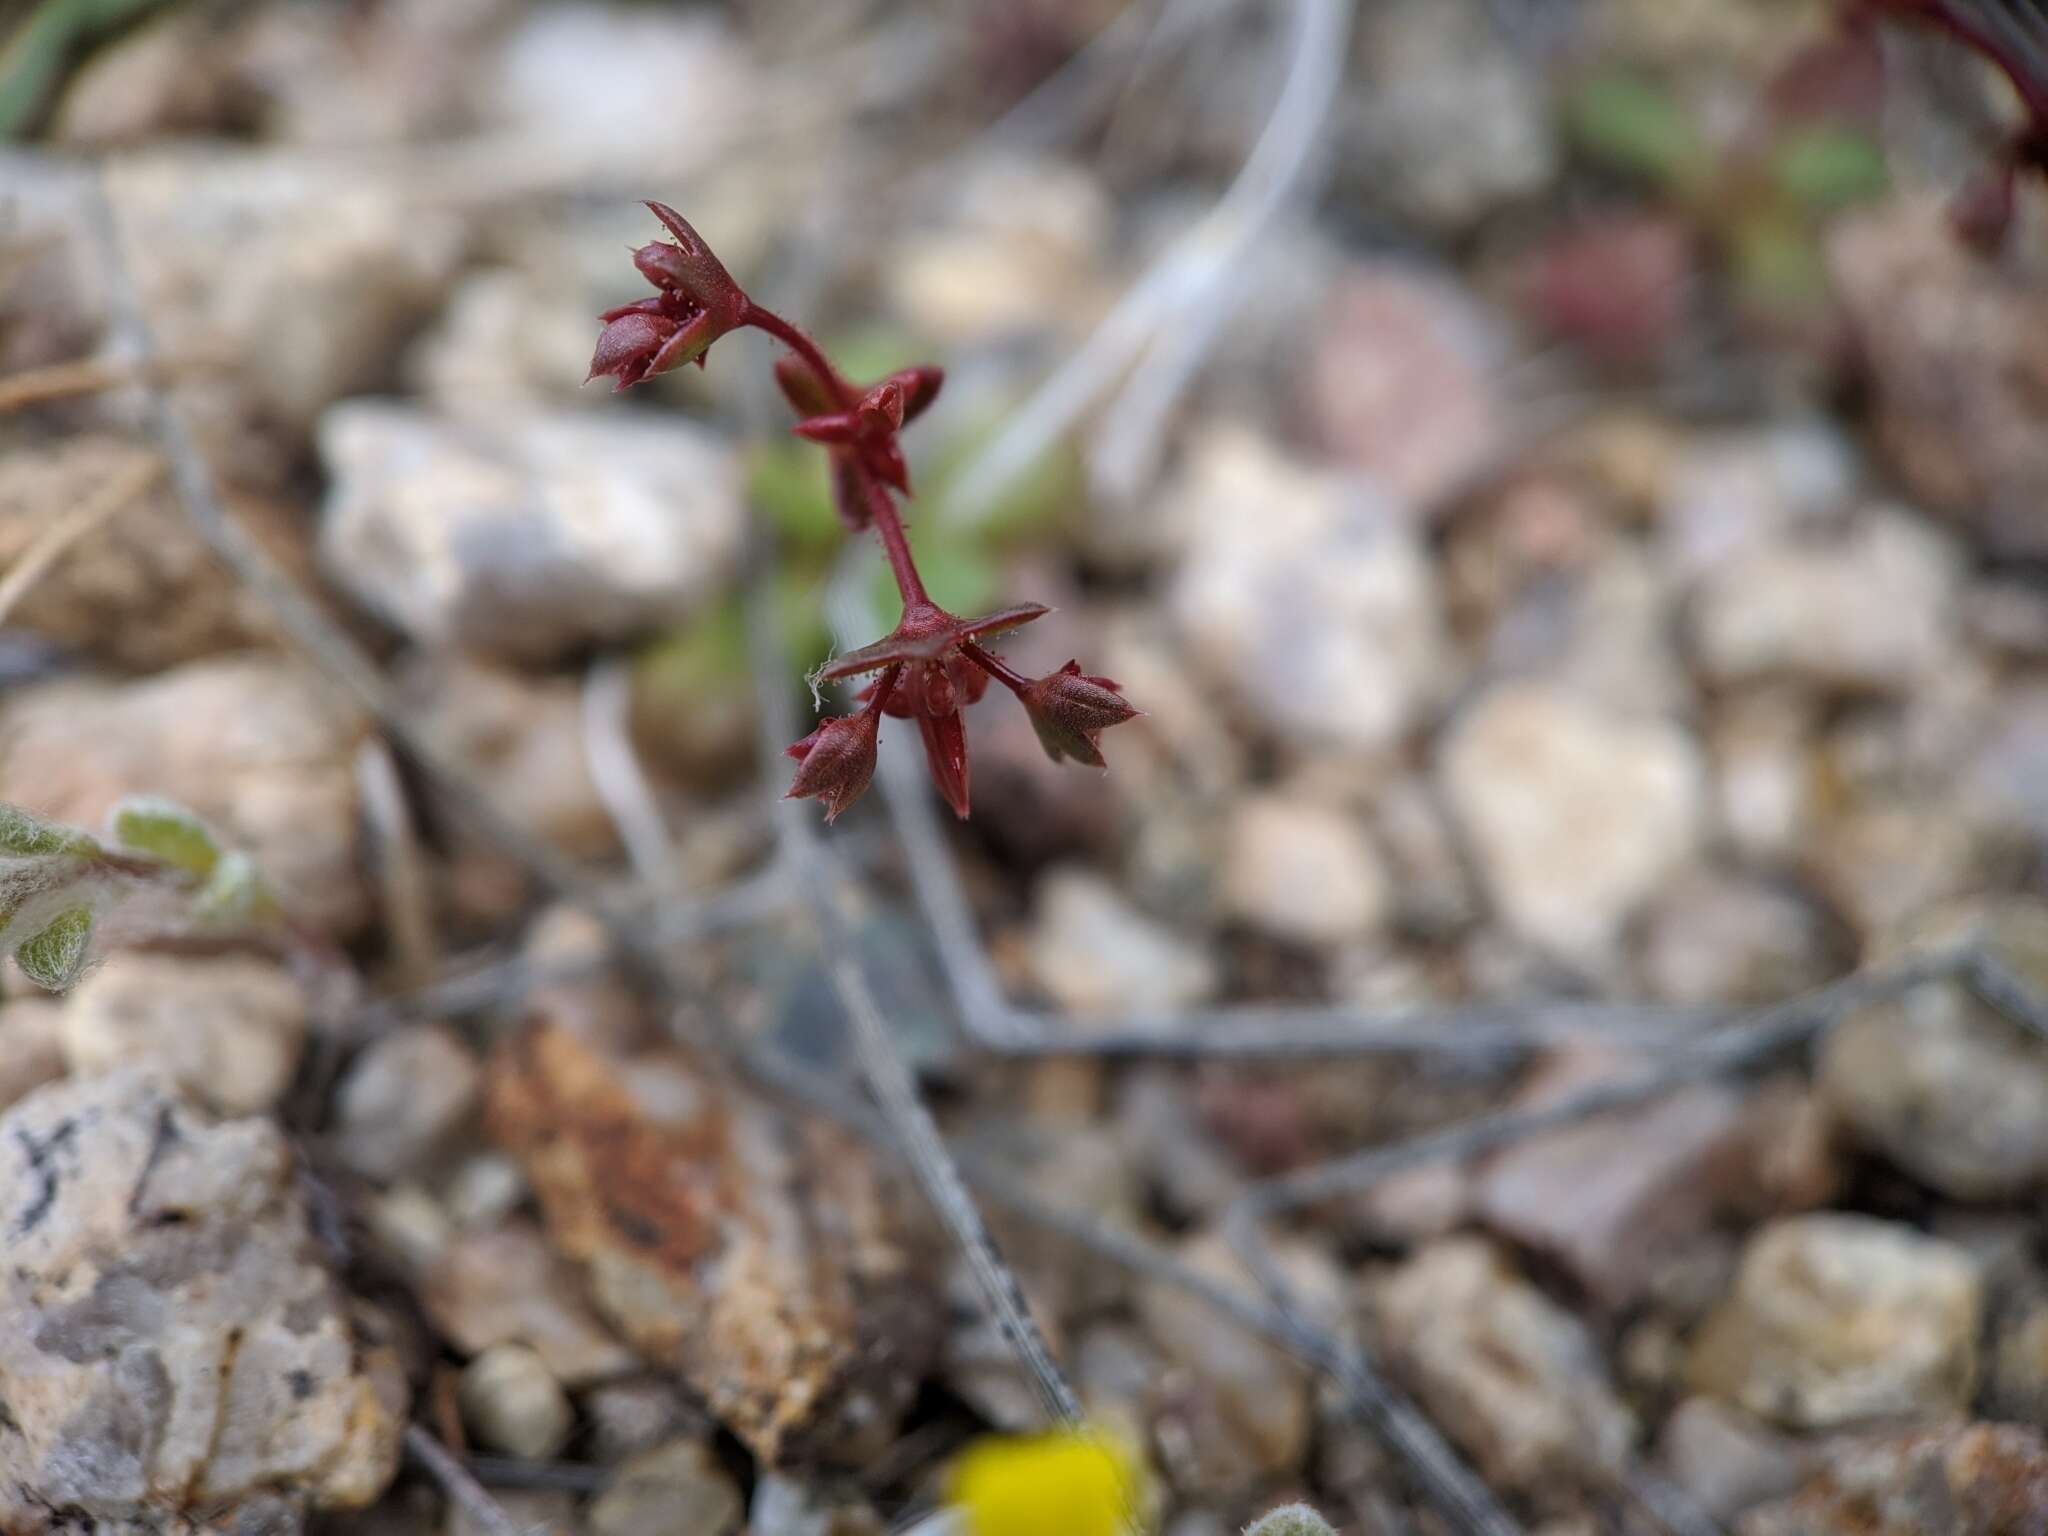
[
  {"xmin": 858, "ymin": 467, "xmax": 929, "ymax": 609},
  {"xmin": 742, "ymin": 302, "xmax": 856, "ymax": 409},
  {"xmin": 961, "ymin": 641, "xmax": 1031, "ymax": 695},
  {"xmin": 864, "ymin": 663, "xmax": 904, "ymax": 716}
]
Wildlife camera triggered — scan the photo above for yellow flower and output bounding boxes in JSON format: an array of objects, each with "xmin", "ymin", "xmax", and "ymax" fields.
[{"xmin": 947, "ymin": 1428, "xmax": 1143, "ymax": 1536}]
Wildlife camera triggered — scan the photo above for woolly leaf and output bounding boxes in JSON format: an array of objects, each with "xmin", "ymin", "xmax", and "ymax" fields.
[
  {"xmin": 110, "ymin": 797, "xmax": 222, "ymax": 880},
  {"xmin": 0, "ymin": 803, "xmax": 95, "ymax": 860},
  {"xmin": 191, "ymin": 851, "xmax": 275, "ymax": 927},
  {"xmin": 1246, "ymin": 1505, "xmax": 1338, "ymax": 1536},
  {"xmin": 14, "ymin": 905, "xmax": 94, "ymax": 991}
]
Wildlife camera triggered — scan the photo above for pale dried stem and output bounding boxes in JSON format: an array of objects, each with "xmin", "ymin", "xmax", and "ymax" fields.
[{"xmin": 0, "ymin": 452, "xmax": 160, "ymax": 627}]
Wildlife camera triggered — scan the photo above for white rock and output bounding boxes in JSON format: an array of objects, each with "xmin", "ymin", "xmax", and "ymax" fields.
[
  {"xmin": 1218, "ymin": 795, "xmax": 1387, "ymax": 946},
  {"xmin": 487, "ymin": 6, "xmax": 752, "ymax": 166},
  {"xmin": 1688, "ymin": 1214, "xmax": 1982, "ymax": 1428},
  {"xmin": 458, "ymin": 1342, "xmax": 574, "ymax": 1459},
  {"xmin": 61, "ymin": 954, "xmax": 306, "ymax": 1117},
  {"xmin": 319, "ymin": 403, "xmax": 743, "ymax": 662},
  {"xmin": 1689, "ymin": 506, "xmax": 1962, "ymax": 691},
  {"xmin": 1027, "ymin": 868, "xmax": 1217, "ymax": 1018},
  {"xmin": 106, "ymin": 156, "xmax": 465, "ymax": 447},
  {"xmin": 0, "ymin": 1072, "xmax": 407, "ymax": 1527},
  {"xmin": 1376, "ymin": 1237, "xmax": 1636, "ymax": 1501},
  {"xmin": 1439, "ymin": 681, "xmax": 1705, "ymax": 965},
  {"xmin": 0, "ymin": 999, "xmax": 66, "ymax": 1113},
  {"xmin": 1169, "ymin": 428, "xmax": 1446, "ymax": 753},
  {"xmin": 333, "ymin": 1025, "xmax": 482, "ymax": 1183}
]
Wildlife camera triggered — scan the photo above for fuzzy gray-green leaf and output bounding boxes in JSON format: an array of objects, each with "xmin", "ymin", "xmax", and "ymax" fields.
[
  {"xmin": 111, "ymin": 798, "xmax": 222, "ymax": 879},
  {"xmin": 0, "ymin": 803, "xmax": 95, "ymax": 860},
  {"xmin": 14, "ymin": 905, "xmax": 94, "ymax": 991}
]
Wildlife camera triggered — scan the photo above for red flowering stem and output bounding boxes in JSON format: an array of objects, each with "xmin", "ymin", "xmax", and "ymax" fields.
[
  {"xmin": 860, "ymin": 472, "xmax": 930, "ymax": 608},
  {"xmin": 960, "ymin": 640, "xmax": 1031, "ymax": 695},
  {"xmin": 742, "ymin": 303, "xmax": 856, "ymax": 409}
]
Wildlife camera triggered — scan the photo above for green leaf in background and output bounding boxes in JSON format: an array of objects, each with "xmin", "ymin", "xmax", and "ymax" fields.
[
  {"xmin": 1772, "ymin": 125, "xmax": 1888, "ymax": 210},
  {"xmin": 0, "ymin": 0, "xmax": 176, "ymax": 139},
  {"xmin": 748, "ymin": 440, "xmax": 841, "ymax": 560},
  {"xmin": 867, "ymin": 519, "xmax": 1000, "ymax": 623},
  {"xmin": 1567, "ymin": 73, "xmax": 1709, "ymax": 193},
  {"xmin": 110, "ymin": 797, "xmax": 221, "ymax": 880},
  {"xmin": 14, "ymin": 904, "xmax": 94, "ymax": 990},
  {"xmin": 927, "ymin": 409, "xmax": 1079, "ymax": 545},
  {"xmin": 1730, "ymin": 210, "xmax": 1829, "ymax": 314},
  {"xmin": 0, "ymin": 803, "xmax": 94, "ymax": 860}
]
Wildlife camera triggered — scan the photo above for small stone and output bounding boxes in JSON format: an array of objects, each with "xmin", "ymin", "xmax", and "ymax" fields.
[
  {"xmin": 1473, "ymin": 1046, "xmax": 1754, "ymax": 1309},
  {"xmin": 1344, "ymin": 0, "xmax": 1557, "ymax": 234},
  {"xmin": 1689, "ymin": 506, "xmax": 1962, "ymax": 692},
  {"xmin": 587, "ymin": 1437, "xmax": 743, "ymax": 1536},
  {"xmin": 1218, "ymin": 795, "xmax": 1387, "ymax": 947},
  {"xmin": 334, "ymin": 1026, "xmax": 482, "ymax": 1184},
  {"xmin": 61, "ymin": 954, "xmax": 307, "ymax": 1117},
  {"xmin": 883, "ymin": 156, "xmax": 1112, "ymax": 345},
  {"xmin": 400, "ymin": 656, "xmax": 622, "ymax": 862},
  {"xmin": 1134, "ymin": 1232, "xmax": 1315, "ymax": 1495},
  {"xmin": 1708, "ymin": 691, "xmax": 1818, "ymax": 863},
  {"xmin": 442, "ymin": 1153, "xmax": 525, "ymax": 1231},
  {"xmin": 420, "ymin": 1219, "xmax": 636, "ymax": 1389},
  {"xmin": 1819, "ymin": 899, "xmax": 2048, "ymax": 1198},
  {"xmin": 1688, "ymin": 1214, "xmax": 1982, "ymax": 1428},
  {"xmin": 1167, "ymin": 428, "xmax": 1447, "ymax": 753},
  {"xmin": 366, "ymin": 1183, "xmax": 452, "ymax": 1274},
  {"xmin": 1657, "ymin": 1398, "xmax": 1810, "ymax": 1524},
  {"xmin": 1830, "ymin": 197, "xmax": 2048, "ymax": 559},
  {"xmin": 1439, "ymin": 681, "xmax": 1705, "ymax": 967},
  {"xmin": 1303, "ymin": 263, "xmax": 1506, "ymax": 510},
  {"xmin": 0, "ymin": 655, "xmax": 371, "ymax": 937},
  {"xmin": 1026, "ymin": 868, "xmax": 1217, "ymax": 1018},
  {"xmin": 105, "ymin": 157, "xmax": 465, "ymax": 461},
  {"xmin": 1984, "ymin": 1289, "xmax": 2048, "ymax": 1427},
  {"xmin": 319, "ymin": 403, "xmax": 743, "ymax": 663},
  {"xmin": 1740, "ymin": 1422, "xmax": 2048, "ymax": 1536},
  {"xmin": 1375, "ymin": 1237, "xmax": 1636, "ymax": 1505},
  {"xmin": 0, "ymin": 1072, "xmax": 407, "ymax": 1528},
  {"xmin": 749, "ymin": 1472, "xmax": 882, "ymax": 1536},
  {"xmin": 458, "ymin": 1343, "xmax": 573, "ymax": 1460},
  {"xmin": 583, "ymin": 1377, "xmax": 700, "ymax": 1465},
  {"xmin": 521, "ymin": 904, "xmax": 650, "ymax": 1054},
  {"xmin": 1658, "ymin": 422, "xmax": 1856, "ymax": 581},
  {"xmin": 0, "ymin": 998, "xmax": 66, "ymax": 1113},
  {"xmin": 1636, "ymin": 869, "xmax": 1837, "ymax": 1006}
]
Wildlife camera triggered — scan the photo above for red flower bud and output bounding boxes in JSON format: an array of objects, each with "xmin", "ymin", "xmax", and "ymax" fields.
[
  {"xmin": 1020, "ymin": 661, "xmax": 1141, "ymax": 768},
  {"xmin": 586, "ymin": 203, "xmax": 751, "ymax": 390},
  {"xmin": 915, "ymin": 701, "xmax": 973, "ymax": 819},
  {"xmin": 783, "ymin": 709, "xmax": 882, "ymax": 823}
]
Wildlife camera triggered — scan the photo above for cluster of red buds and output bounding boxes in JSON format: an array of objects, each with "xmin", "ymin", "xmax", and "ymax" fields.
[
  {"xmin": 1859, "ymin": 0, "xmax": 2048, "ymax": 248},
  {"xmin": 589, "ymin": 203, "xmax": 1139, "ymax": 822}
]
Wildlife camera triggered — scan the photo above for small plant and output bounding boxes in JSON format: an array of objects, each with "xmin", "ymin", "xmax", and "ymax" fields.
[
  {"xmin": 0, "ymin": 799, "xmax": 276, "ymax": 990},
  {"xmin": 1860, "ymin": 0, "xmax": 2048, "ymax": 248},
  {"xmin": 587, "ymin": 202, "xmax": 1139, "ymax": 821}
]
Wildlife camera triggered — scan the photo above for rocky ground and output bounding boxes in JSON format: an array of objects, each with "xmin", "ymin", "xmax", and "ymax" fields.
[{"xmin": 5, "ymin": 1, "xmax": 2048, "ymax": 1533}]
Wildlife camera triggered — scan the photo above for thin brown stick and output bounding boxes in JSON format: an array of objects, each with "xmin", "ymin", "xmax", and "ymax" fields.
[
  {"xmin": 403, "ymin": 1425, "xmax": 544, "ymax": 1536},
  {"xmin": 0, "ymin": 453, "xmax": 161, "ymax": 626},
  {"xmin": 0, "ymin": 357, "xmax": 127, "ymax": 414}
]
